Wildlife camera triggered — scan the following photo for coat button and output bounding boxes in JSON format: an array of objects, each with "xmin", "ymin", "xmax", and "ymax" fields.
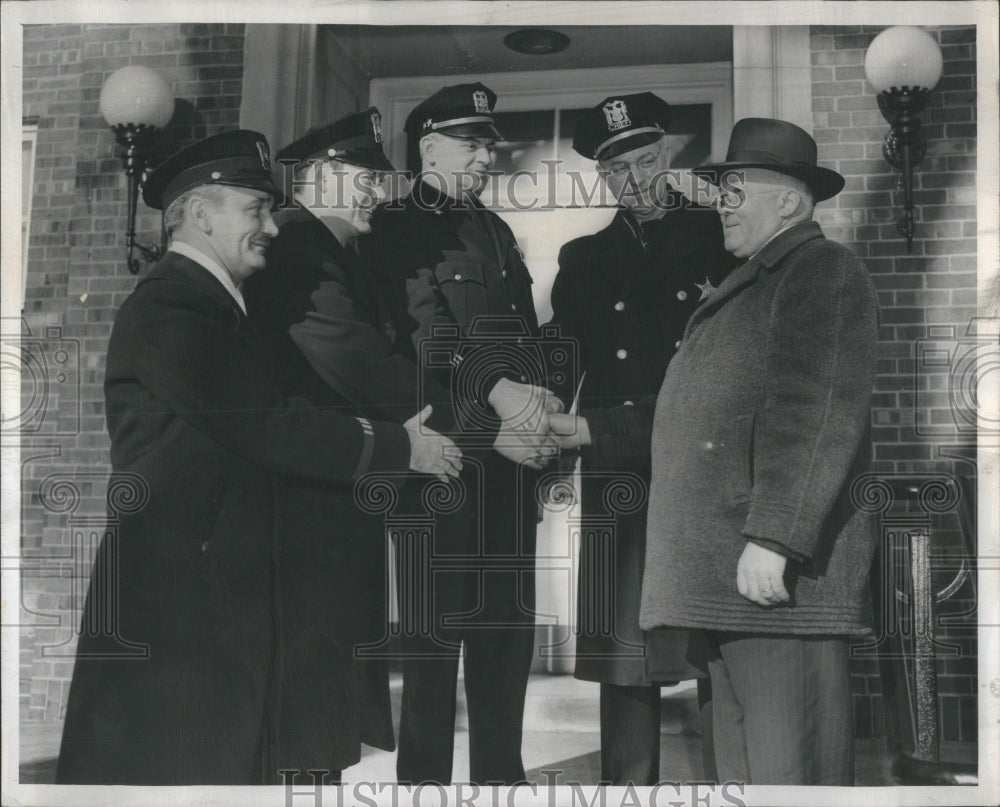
[
  {"xmin": 511, "ymin": 303, "xmax": 518, "ymax": 311},
  {"xmin": 454, "ymin": 273, "xmax": 463, "ymax": 281},
  {"xmin": 624, "ymin": 400, "xmax": 634, "ymax": 406},
  {"xmin": 677, "ymin": 290, "xmax": 688, "ymax": 300},
  {"xmin": 675, "ymin": 340, "xmax": 682, "ymax": 349},
  {"xmin": 614, "ymin": 301, "xmax": 625, "ymax": 312},
  {"xmin": 616, "ymin": 349, "xmax": 627, "ymax": 360},
  {"xmin": 502, "ymin": 270, "xmax": 508, "ymax": 278},
  {"xmin": 200, "ymin": 540, "xmax": 209, "ymax": 553}
]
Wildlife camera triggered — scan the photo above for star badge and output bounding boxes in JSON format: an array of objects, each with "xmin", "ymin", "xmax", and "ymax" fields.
[{"xmin": 695, "ymin": 277, "xmax": 716, "ymax": 301}]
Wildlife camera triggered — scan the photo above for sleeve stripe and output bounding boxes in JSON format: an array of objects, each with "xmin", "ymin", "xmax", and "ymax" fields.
[{"xmin": 351, "ymin": 416, "xmax": 377, "ymax": 479}]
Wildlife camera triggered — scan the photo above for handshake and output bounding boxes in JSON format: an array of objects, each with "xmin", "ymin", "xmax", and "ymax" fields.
[
  {"xmin": 486, "ymin": 379, "xmax": 592, "ymax": 471},
  {"xmin": 405, "ymin": 380, "xmax": 594, "ymax": 481}
]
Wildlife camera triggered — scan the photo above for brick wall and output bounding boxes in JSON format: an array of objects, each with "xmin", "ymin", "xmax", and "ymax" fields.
[
  {"xmin": 18, "ymin": 22, "xmax": 246, "ymax": 724},
  {"xmin": 810, "ymin": 25, "xmax": 978, "ymax": 749}
]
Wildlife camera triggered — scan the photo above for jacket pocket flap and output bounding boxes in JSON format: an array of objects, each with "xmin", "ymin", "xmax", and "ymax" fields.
[{"xmin": 437, "ymin": 260, "xmax": 485, "ymax": 285}]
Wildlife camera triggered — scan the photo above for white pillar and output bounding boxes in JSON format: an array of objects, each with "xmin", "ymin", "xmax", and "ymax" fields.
[
  {"xmin": 732, "ymin": 26, "xmax": 812, "ymax": 132},
  {"xmin": 240, "ymin": 25, "xmax": 318, "ymax": 153}
]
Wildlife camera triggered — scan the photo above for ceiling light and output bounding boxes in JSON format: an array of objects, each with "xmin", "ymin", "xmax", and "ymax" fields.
[{"xmin": 504, "ymin": 28, "xmax": 570, "ymax": 56}]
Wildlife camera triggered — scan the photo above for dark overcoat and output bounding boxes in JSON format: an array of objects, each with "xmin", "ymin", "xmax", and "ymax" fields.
[
  {"xmin": 362, "ymin": 183, "xmax": 541, "ymax": 627},
  {"xmin": 56, "ymin": 252, "xmax": 410, "ymax": 785},
  {"xmin": 246, "ymin": 211, "xmax": 485, "ymax": 718},
  {"xmin": 246, "ymin": 211, "xmax": 459, "ymax": 428},
  {"xmin": 639, "ymin": 221, "xmax": 880, "ymax": 636},
  {"xmin": 549, "ymin": 196, "xmax": 736, "ymax": 685}
]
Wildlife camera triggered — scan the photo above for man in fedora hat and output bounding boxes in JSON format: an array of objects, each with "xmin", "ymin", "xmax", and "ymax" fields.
[
  {"xmin": 552, "ymin": 118, "xmax": 879, "ymax": 784},
  {"xmin": 548, "ymin": 92, "xmax": 734, "ymax": 785},
  {"xmin": 56, "ymin": 129, "xmax": 461, "ymax": 785},
  {"xmin": 362, "ymin": 82, "xmax": 561, "ymax": 785}
]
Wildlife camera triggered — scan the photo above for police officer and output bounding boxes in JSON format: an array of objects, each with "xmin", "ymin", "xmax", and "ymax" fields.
[
  {"xmin": 548, "ymin": 93, "xmax": 735, "ymax": 785},
  {"xmin": 363, "ymin": 83, "xmax": 559, "ymax": 785},
  {"xmin": 56, "ymin": 130, "xmax": 459, "ymax": 785}
]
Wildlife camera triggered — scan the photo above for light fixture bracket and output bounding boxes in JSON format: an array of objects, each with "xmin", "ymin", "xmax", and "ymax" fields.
[
  {"xmin": 875, "ymin": 88, "xmax": 933, "ymax": 251},
  {"xmin": 110, "ymin": 123, "xmax": 164, "ymax": 274}
]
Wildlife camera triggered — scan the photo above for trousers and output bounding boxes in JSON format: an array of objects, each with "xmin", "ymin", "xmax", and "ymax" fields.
[
  {"xmin": 396, "ymin": 626, "xmax": 535, "ymax": 785},
  {"xmin": 706, "ymin": 632, "xmax": 854, "ymax": 785}
]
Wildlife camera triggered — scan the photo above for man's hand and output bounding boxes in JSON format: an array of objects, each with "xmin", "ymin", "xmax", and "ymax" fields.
[
  {"xmin": 487, "ymin": 378, "xmax": 563, "ymax": 431},
  {"xmin": 404, "ymin": 405, "xmax": 463, "ymax": 482},
  {"xmin": 548, "ymin": 412, "xmax": 591, "ymax": 450},
  {"xmin": 736, "ymin": 541, "xmax": 790, "ymax": 606},
  {"xmin": 493, "ymin": 420, "xmax": 559, "ymax": 470}
]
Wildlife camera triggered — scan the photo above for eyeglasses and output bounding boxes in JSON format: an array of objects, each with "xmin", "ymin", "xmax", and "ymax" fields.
[
  {"xmin": 601, "ymin": 149, "xmax": 662, "ymax": 178},
  {"xmin": 713, "ymin": 186, "xmax": 789, "ymax": 211}
]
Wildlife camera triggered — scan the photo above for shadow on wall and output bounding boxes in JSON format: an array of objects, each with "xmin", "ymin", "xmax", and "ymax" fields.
[{"xmin": 148, "ymin": 99, "xmax": 208, "ymax": 169}]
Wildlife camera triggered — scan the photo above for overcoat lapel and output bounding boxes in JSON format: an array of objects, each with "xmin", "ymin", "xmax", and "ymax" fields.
[
  {"xmin": 683, "ymin": 257, "xmax": 764, "ymax": 337},
  {"xmin": 146, "ymin": 252, "xmax": 265, "ymax": 359},
  {"xmin": 682, "ymin": 221, "xmax": 825, "ymax": 337}
]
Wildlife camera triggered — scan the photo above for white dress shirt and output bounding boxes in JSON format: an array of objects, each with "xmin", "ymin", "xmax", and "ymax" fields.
[{"xmin": 168, "ymin": 240, "xmax": 247, "ymax": 315}]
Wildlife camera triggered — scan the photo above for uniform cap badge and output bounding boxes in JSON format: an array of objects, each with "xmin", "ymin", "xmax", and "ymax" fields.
[
  {"xmin": 370, "ymin": 110, "xmax": 384, "ymax": 144},
  {"xmin": 603, "ymin": 99, "xmax": 631, "ymax": 132},
  {"xmin": 256, "ymin": 138, "xmax": 271, "ymax": 170},
  {"xmin": 473, "ymin": 89, "xmax": 491, "ymax": 114}
]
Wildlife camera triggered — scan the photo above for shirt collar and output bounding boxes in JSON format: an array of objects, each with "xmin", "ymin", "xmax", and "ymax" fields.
[{"xmin": 168, "ymin": 240, "xmax": 247, "ymax": 314}]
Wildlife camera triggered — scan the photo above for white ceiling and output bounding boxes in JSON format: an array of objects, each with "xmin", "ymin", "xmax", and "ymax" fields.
[{"xmin": 323, "ymin": 25, "xmax": 733, "ymax": 77}]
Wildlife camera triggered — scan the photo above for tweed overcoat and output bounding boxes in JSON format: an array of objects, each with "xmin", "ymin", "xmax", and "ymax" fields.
[
  {"xmin": 549, "ymin": 198, "xmax": 735, "ymax": 685},
  {"xmin": 56, "ymin": 252, "xmax": 411, "ymax": 785},
  {"xmin": 638, "ymin": 221, "xmax": 880, "ymax": 636}
]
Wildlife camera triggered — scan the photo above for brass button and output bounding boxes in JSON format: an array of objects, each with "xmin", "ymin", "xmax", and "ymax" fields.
[
  {"xmin": 677, "ymin": 290, "xmax": 688, "ymax": 300},
  {"xmin": 614, "ymin": 301, "xmax": 625, "ymax": 312},
  {"xmin": 616, "ymin": 349, "xmax": 627, "ymax": 360}
]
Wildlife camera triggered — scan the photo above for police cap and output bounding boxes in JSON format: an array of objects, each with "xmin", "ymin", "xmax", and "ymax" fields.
[
  {"xmin": 404, "ymin": 83, "xmax": 502, "ymax": 141},
  {"xmin": 277, "ymin": 107, "xmax": 394, "ymax": 173},
  {"xmin": 142, "ymin": 129, "xmax": 281, "ymax": 211},
  {"xmin": 572, "ymin": 92, "xmax": 672, "ymax": 162}
]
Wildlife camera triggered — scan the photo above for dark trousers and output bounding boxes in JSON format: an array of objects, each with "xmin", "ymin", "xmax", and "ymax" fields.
[
  {"xmin": 599, "ymin": 677, "xmax": 715, "ymax": 785},
  {"xmin": 706, "ymin": 632, "xmax": 854, "ymax": 785},
  {"xmin": 396, "ymin": 625, "xmax": 535, "ymax": 785},
  {"xmin": 599, "ymin": 683, "xmax": 660, "ymax": 785}
]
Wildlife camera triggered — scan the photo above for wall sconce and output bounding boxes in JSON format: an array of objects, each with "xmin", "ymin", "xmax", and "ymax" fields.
[
  {"xmin": 99, "ymin": 65, "xmax": 175, "ymax": 274},
  {"xmin": 864, "ymin": 26, "xmax": 943, "ymax": 251}
]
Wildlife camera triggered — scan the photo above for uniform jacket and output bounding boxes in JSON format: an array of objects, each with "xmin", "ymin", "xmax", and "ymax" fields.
[
  {"xmin": 638, "ymin": 221, "xmax": 880, "ymax": 636},
  {"xmin": 363, "ymin": 183, "xmax": 541, "ymax": 624},
  {"xmin": 550, "ymin": 198, "xmax": 735, "ymax": 685},
  {"xmin": 247, "ymin": 211, "xmax": 458, "ymax": 429},
  {"xmin": 56, "ymin": 251, "xmax": 410, "ymax": 785}
]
